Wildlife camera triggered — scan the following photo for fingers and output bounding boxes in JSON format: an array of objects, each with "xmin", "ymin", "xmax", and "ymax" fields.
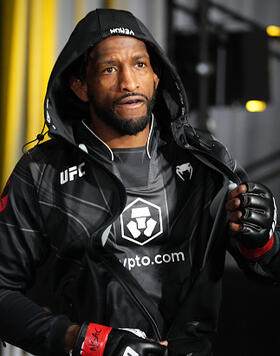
[
  {"xmin": 147, "ymin": 338, "xmax": 168, "ymax": 347},
  {"xmin": 225, "ymin": 184, "xmax": 247, "ymax": 212},
  {"xmin": 229, "ymin": 210, "xmax": 243, "ymax": 232},
  {"xmin": 228, "ymin": 210, "xmax": 242, "ymax": 222},
  {"xmin": 225, "ymin": 197, "xmax": 241, "ymax": 211},
  {"xmin": 226, "ymin": 184, "xmax": 247, "ymax": 232},
  {"xmin": 229, "ymin": 221, "xmax": 242, "ymax": 232},
  {"xmin": 229, "ymin": 184, "xmax": 247, "ymax": 199}
]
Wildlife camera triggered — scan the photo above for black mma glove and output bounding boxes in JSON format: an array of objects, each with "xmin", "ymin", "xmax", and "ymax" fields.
[
  {"xmin": 233, "ymin": 182, "xmax": 277, "ymax": 249},
  {"xmin": 72, "ymin": 322, "xmax": 167, "ymax": 356},
  {"xmin": 167, "ymin": 336, "xmax": 211, "ymax": 356}
]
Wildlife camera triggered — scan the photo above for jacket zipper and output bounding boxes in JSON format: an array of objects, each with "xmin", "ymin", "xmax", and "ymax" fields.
[
  {"xmin": 80, "ymin": 140, "xmax": 161, "ymax": 339},
  {"xmin": 104, "ymin": 261, "xmax": 162, "ymax": 341},
  {"xmin": 79, "ymin": 146, "xmax": 162, "ymax": 338}
]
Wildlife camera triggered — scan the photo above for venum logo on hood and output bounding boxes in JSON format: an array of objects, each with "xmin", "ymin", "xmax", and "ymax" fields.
[{"xmin": 109, "ymin": 27, "xmax": 135, "ymax": 36}]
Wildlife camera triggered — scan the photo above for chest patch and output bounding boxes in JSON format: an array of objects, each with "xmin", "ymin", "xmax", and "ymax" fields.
[
  {"xmin": 60, "ymin": 162, "xmax": 86, "ymax": 185},
  {"xmin": 120, "ymin": 197, "xmax": 163, "ymax": 246},
  {"xmin": 176, "ymin": 162, "xmax": 193, "ymax": 181}
]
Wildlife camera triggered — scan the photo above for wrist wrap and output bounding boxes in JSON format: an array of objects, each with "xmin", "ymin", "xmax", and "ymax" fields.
[
  {"xmin": 73, "ymin": 322, "xmax": 112, "ymax": 356},
  {"xmin": 238, "ymin": 234, "xmax": 274, "ymax": 259}
]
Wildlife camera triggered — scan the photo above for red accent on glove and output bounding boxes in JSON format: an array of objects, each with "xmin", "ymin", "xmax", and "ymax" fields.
[
  {"xmin": 238, "ymin": 234, "xmax": 274, "ymax": 259},
  {"xmin": 81, "ymin": 323, "xmax": 112, "ymax": 356}
]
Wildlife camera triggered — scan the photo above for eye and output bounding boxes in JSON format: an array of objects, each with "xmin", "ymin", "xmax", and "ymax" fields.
[
  {"xmin": 136, "ymin": 62, "xmax": 146, "ymax": 68},
  {"xmin": 104, "ymin": 67, "xmax": 116, "ymax": 73}
]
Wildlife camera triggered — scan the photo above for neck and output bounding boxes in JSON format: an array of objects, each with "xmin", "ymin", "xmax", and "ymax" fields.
[{"xmin": 88, "ymin": 115, "xmax": 151, "ymax": 149}]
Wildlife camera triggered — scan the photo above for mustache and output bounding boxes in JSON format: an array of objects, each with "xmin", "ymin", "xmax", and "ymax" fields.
[{"xmin": 113, "ymin": 92, "xmax": 149, "ymax": 106}]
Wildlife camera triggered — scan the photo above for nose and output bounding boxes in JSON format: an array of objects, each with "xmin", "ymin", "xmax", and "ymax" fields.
[{"xmin": 119, "ymin": 65, "xmax": 139, "ymax": 92}]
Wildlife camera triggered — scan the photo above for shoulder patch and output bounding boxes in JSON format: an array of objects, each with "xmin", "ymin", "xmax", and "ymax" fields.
[{"xmin": 0, "ymin": 180, "xmax": 10, "ymax": 212}]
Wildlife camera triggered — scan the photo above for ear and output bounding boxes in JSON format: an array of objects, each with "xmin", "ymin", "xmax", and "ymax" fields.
[
  {"xmin": 70, "ymin": 77, "xmax": 89, "ymax": 102},
  {"xmin": 153, "ymin": 72, "xmax": 160, "ymax": 90}
]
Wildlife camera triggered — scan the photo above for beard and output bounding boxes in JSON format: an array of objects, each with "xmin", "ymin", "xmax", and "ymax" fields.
[{"xmin": 87, "ymin": 84, "xmax": 157, "ymax": 136}]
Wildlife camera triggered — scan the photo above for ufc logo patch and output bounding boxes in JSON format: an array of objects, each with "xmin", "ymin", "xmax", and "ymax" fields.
[{"xmin": 60, "ymin": 162, "xmax": 85, "ymax": 185}]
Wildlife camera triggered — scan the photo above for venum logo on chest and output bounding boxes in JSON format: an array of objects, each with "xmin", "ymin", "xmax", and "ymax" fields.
[
  {"xmin": 60, "ymin": 162, "xmax": 86, "ymax": 185},
  {"xmin": 176, "ymin": 162, "xmax": 193, "ymax": 181}
]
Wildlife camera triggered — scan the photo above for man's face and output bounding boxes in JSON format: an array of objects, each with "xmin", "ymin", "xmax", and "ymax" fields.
[{"xmin": 74, "ymin": 36, "xmax": 159, "ymax": 135}]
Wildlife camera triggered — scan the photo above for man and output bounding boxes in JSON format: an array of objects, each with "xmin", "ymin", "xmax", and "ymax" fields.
[{"xmin": 0, "ymin": 8, "xmax": 278, "ymax": 356}]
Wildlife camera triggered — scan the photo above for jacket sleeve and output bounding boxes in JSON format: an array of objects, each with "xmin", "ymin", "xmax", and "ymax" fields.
[
  {"xmin": 228, "ymin": 228, "xmax": 280, "ymax": 283},
  {"xmin": 220, "ymin": 151, "xmax": 280, "ymax": 282},
  {"xmin": 0, "ymin": 152, "xmax": 72, "ymax": 356}
]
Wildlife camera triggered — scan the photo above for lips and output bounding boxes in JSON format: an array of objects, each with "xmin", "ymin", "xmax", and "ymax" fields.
[{"xmin": 116, "ymin": 95, "xmax": 146, "ymax": 106}]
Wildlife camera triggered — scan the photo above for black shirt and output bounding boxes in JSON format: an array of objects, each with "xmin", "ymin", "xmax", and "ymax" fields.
[{"xmin": 103, "ymin": 140, "xmax": 220, "ymax": 328}]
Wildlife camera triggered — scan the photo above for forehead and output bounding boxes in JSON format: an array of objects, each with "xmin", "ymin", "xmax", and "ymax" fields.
[{"xmin": 89, "ymin": 36, "xmax": 149, "ymax": 61}]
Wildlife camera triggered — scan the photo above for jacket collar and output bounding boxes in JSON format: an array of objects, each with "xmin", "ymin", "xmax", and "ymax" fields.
[{"xmin": 75, "ymin": 114, "xmax": 157, "ymax": 162}]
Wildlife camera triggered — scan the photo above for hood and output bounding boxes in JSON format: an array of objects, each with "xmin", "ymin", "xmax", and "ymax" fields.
[
  {"xmin": 44, "ymin": 8, "xmax": 191, "ymax": 145},
  {"xmin": 43, "ymin": 8, "xmax": 242, "ymax": 183}
]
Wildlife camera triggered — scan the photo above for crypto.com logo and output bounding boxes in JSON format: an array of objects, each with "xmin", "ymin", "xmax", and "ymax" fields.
[{"xmin": 120, "ymin": 198, "xmax": 163, "ymax": 246}]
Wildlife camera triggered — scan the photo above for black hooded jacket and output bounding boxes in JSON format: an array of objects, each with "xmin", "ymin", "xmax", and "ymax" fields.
[{"xmin": 0, "ymin": 9, "xmax": 280, "ymax": 356}]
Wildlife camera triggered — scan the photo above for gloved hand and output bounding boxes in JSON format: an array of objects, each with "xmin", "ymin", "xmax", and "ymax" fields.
[
  {"xmin": 225, "ymin": 182, "xmax": 277, "ymax": 249},
  {"xmin": 72, "ymin": 322, "xmax": 168, "ymax": 356},
  {"xmin": 167, "ymin": 336, "xmax": 211, "ymax": 356}
]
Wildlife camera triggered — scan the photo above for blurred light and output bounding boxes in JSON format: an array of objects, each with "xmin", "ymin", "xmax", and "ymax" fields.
[
  {"xmin": 266, "ymin": 25, "xmax": 280, "ymax": 37},
  {"xmin": 245, "ymin": 100, "xmax": 267, "ymax": 112},
  {"xmin": 195, "ymin": 62, "xmax": 213, "ymax": 76}
]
